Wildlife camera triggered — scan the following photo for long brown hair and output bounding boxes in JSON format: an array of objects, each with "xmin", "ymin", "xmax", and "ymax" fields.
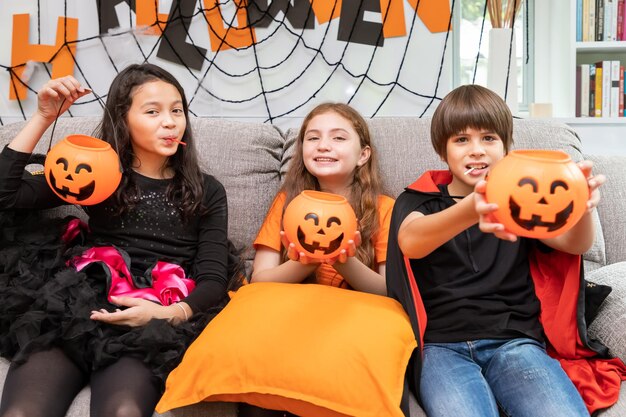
[
  {"xmin": 281, "ymin": 103, "xmax": 384, "ymax": 269},
  {"xmin": 94, "ymin": 63, "xmax": 206, "ymax": 220}
]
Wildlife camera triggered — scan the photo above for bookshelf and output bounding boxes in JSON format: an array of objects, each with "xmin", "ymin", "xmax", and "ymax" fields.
[
  {"xmin": 575, "ymin": 41, "xmax": 626, "ymax": 53},
  {"xmin": 571, "ymin": 1, "xmax": 626, "ymax": 119},
  {"xmin": 530, "ymin": 1, "xmax": 626, "ymax": 155}
]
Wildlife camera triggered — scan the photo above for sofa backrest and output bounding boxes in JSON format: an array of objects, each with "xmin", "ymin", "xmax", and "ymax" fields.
[
  {"xmin": 284, "ymin": 117, "xmax": 606, "ymax": 270},
  {"xmin": 285, "ymin": 118, "xmax": 587, "ymax": 197},
  {"xmin": 0, "ymin": 118, "xmax": 286, "ymax": 265},
  {"xmin": 0, "ymin": 116, "xmax": 607, "ymax": 270}
]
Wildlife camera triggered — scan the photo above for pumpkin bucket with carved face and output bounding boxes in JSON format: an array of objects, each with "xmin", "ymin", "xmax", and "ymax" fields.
[
  {"xmin": 44, "ymin": 134, "xmax": 122, "ymax": 205},
  {"xmin": 283, "ymin": 190, "xmax": 358, "ymax": 261},
  {"xmin": 485, "ymin": 149, "xmax": 589, "ymax": 239}
]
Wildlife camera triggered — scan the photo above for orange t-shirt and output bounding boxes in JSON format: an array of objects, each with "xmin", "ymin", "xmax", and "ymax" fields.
[{"xmin": 253, "ymin": 192, "xmax": 395, "ymax": 288}]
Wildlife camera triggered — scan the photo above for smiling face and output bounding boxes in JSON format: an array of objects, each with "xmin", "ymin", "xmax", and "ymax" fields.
[
  {"xmin": 445, "ymin": 127, "xmax": 505, "ymax": 196},
  {"xmin": 302, "ymin": 111, "xmax": 371, "ymax": 195},
  {"xmin": 509, "ymin": 177, "xmax": 576, "ymax": 232},
  {"xmin": 48, "ymin": 157, "xmax": 96, "ymax": 202},
  {"xmin": 283, "ymin": 190, "xmax": 358, "ymax": 260},
  {"xmin": 485, "ymin": 150, "xmax": 590, "ymax": 238},
  {"xmin": 126, "ymin": 80, "xmax": 186, "ymax": 176},
  {"xmin": 44, "ymin": 134, "xmax": 122, "ymax": 205}
]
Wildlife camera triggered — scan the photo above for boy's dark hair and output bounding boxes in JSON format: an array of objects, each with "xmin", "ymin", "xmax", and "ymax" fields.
[{"xmin": 430, "ymin": 85, "xmax": 513, "ymax": 159}]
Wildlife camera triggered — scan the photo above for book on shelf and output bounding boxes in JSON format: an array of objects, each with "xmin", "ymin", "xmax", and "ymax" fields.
[
  {"xmin": 619, "ymin": 65, "xmax": 625, "ymax": 117},
  {"xmin": 580, "ymin": 64, "xmax": 591, "ymax": 117},
  {"xmin": 576, "ymin": 65, "xmax": 592, "ymax": 117},
  {"xmin": 610, "ymin": 61, "xmax": 621, "ymax": 117},
  {"xmin": 591, "ymin": 0, "xmax": 597, "ymax": 41},
  {"xmin": 618, "ymin": 0, "xmax": 625, "ymax": 40},
  {"xmin": 597, "ymin": 0, "xmax": 606, "ymax": 40},
  {"xmin": 620, "ymin": 0, "xmax": 626, "ymax": 41},
  {"xmin": 578, "ymin": 61, "xmax": 625, "ymax": 117},
  {"xmin": 590, "ymin": 65, "xmax": 597, "ymax": 117},
  {"xmin": 578, "ymin": 0, "xmax": 583, "ymax": 41},
  {"xmin": 605, "ymin": 0, "xmax": 614, "ymax": 41},
  {"xmin": 595, "ymin": 67, "xmax": 603, "ymax": 117},
  {"xmin": 577, "ymin": 66, "xmax": 582, "ymax": 117},
  {"xmin": 577, "ymin": 0, "xmax": 626, "ymax": 40}
]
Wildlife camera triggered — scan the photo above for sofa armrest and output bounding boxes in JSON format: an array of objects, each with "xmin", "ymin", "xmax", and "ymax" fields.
[
  {"xmin": 584, "ymin": 154, "xmax": 626, "ymax": 265},
  {"xmin": 586, "ymin": 262, "xmax": 626, "ymax": 362}
]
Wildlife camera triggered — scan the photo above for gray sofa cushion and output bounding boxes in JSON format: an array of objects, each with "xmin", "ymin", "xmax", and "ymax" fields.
[
  {"xmin": 584, "ymin": 155, "xmax": 626, "ymax": 266},
  {"xmin": 190, "ymin": 119, "xmax": 285, "ymax": 260},
  {"xmin": 587, "ymin": 262, "xmax": 626, "ymax": 363},
  {"xmin": 286, "ymin": 118, "xmax": 605, "ymax": 267},
  {"xmin": 0, "ymin": 118, "xmax": 286, "ymax": 263}
]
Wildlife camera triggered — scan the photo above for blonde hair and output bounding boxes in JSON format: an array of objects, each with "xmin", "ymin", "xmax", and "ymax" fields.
[{"xmin": 281, "ymin": 103, "xmax": 384, "ymax": 269}]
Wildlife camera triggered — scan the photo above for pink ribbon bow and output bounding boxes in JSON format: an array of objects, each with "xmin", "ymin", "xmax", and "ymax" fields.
[{"xmin": 72, "ymin": 246, "xmax": 195, "ymax": 306}]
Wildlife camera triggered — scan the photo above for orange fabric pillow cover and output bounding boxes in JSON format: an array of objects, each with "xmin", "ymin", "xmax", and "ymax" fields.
[{"xmin": 156, "ymin": 282, "xmax": 416, "ymax": 417}]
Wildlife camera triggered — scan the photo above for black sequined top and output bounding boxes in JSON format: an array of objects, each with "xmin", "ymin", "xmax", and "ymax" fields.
[{"xmin": 0, "ymin": 145, "xmax": 229, "ymax": 312}]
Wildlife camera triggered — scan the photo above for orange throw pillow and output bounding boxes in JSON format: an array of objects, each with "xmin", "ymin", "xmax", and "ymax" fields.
[{"xmin": 156, "ymin": 282, "xmax": 416, "ymax": 417}]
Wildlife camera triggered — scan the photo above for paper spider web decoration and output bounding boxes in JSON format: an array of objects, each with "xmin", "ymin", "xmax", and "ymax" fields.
[{"xmin": 1, "ymin": 0, "xmax": 461, "ymax": 127}]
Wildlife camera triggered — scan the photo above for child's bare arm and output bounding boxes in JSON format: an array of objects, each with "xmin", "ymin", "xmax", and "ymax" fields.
[
  {"xmin": 250, "ymin": 245, "xmax": 318, "ymax": 283},
  {"xmin": 398, "ymin": 195, "xmax": 479, "ymax": 259}
]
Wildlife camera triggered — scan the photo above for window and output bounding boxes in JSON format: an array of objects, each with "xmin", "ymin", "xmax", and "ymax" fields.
[{"xmin": 452, "ymin": 0, "xmax": 534, "ymax": 112}]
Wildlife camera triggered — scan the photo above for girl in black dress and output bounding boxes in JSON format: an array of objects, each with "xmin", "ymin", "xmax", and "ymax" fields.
[{"xmin": 0, "ymin": 64, "xmax": 238, "ymax": 417}]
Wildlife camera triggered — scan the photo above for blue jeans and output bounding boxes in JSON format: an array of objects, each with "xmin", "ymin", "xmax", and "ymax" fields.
[{"xmin": 419, "ymin": 338, "xmax": 589, "ymax": 417}]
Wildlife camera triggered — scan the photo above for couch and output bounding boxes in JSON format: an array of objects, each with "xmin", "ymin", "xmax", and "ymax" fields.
[{"xmin": 0, "ymin": 117, "xmax": 624, "ymax": 416}]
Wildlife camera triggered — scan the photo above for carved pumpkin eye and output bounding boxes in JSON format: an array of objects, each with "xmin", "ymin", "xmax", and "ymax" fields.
[
  {"xmin": 326, "ymin": 217, "xmax": 341, "ymax": 227},
  {"xmin": 56, "ymin": 157, "xmax": 69, "ymax": 170},
  {"xmin": 75, "ymin": 163, "xmax": 92, "ymax": 174},
  {"xmin": 283, "ymin": 190, "xmax": 357, "ymax": 260},
  {"xmin": 304, "ymin": 213, "xmax": 319, "ymax": 225},
  {"xmin": 518, "ymin": 177, "xmax": 538, "ymax": 192},
  {"xmin": 44, "ymin": 134, "xmax": 122, "ymax": 206},
  {"xmin": 550, "ymin": 180, "xmax": 568, "ymax": 194},
  {"xmin": 485, "ymin": 150, "xmax": 589, "ymax": 239}
]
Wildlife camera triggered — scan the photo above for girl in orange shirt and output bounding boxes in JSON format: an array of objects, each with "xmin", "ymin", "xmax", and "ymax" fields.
[
  {"xmin": 244, "ymin": 102, "xmax": 394, "ymax": 417},
  {"xmin": 251, "ymin": 102, "xmax": 393, "ymax": 295}
]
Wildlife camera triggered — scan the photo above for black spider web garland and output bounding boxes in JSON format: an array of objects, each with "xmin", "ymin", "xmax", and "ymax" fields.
[
  {"xmin": 1, "ymin": 0, "xmax": 515, "ymax": 124},
  {"xmin": 472, "ymin": 0, "xmax": 488, "ymax": 84}
]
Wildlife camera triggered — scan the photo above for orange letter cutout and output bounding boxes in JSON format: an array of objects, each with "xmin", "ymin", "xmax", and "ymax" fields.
[
  {"xmin": 407, "ymin": 0, "xmax": 451, "ymax": 33},
  {"xmin": 203, "ymin": 0, "xmax": 256, "ymax": 52},
  {"xmin": 381, "ymin": 0, "xmax": 451, "ymax": 39},
  {"xmin": 10, "ymin": 14, "xmax": 78, "ymax": 100},
  {"xmin": 136, "ymin": 0, "xmax": 169, "ymax": 35},
  {"xmin": 309, "ymin": 0, "xmax": 342, "ymax": 24}
]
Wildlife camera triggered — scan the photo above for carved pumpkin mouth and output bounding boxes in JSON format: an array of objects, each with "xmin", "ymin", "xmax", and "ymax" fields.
[
  {"xmin": 509, "ymin": 197, "xmax": 574, "ymax": 232},
  {"xmin": 49, "ymin": 171, "xmax": 96, "ymax": 202},
  {"xmin": 297, "ymin": 227, "xmax": 344, "ymax": 255}
]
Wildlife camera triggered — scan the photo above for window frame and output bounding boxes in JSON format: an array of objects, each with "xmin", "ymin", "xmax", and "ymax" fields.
[{"xmin": 451, "ymin": 0, "xmax": 535, "ymax": 114}]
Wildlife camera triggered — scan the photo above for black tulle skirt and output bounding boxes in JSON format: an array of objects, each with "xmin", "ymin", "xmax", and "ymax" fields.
[{"xmin": 0, "ymin": 210, "xmax": 230, "ymax": 388}]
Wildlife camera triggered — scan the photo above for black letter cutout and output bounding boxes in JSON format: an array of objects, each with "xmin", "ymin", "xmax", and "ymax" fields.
[
  {"xmin": 337, "ymin": 0, "xmax": 384, "ymax": 47},
  {"xmin": 247, "ymin": 0, "xmax": 315, "ymax": 29}
]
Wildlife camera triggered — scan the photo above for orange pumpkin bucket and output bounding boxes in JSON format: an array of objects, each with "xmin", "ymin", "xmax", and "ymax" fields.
[
  {"xmin": 44, "ymin": 134, "xmax": 122, "ymax": 205},
  {"xmin": 485, "ymin": 149, "xmax": 589, "ymax": 239},
  {"xmin": 283, "ymin": 190, "xmax": 358, "ymax": 261}
]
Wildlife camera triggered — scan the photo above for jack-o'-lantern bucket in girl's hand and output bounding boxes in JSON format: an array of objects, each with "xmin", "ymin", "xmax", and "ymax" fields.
[
  {"xmin": 485, "ymin": 149, "xmax": 589, "ymax": 239},
  {"xmin": 283, "ymin": 190, "xmax": 358, "ymax": 261},
  {"xmin": 44, "ymin": 134, "xmax": 122, "ymax": 205}
]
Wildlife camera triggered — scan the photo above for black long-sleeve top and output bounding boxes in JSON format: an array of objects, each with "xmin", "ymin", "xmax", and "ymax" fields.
[{"xmin": 0, "ymin": 145, "xmax": 229, "ymax": 313}]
